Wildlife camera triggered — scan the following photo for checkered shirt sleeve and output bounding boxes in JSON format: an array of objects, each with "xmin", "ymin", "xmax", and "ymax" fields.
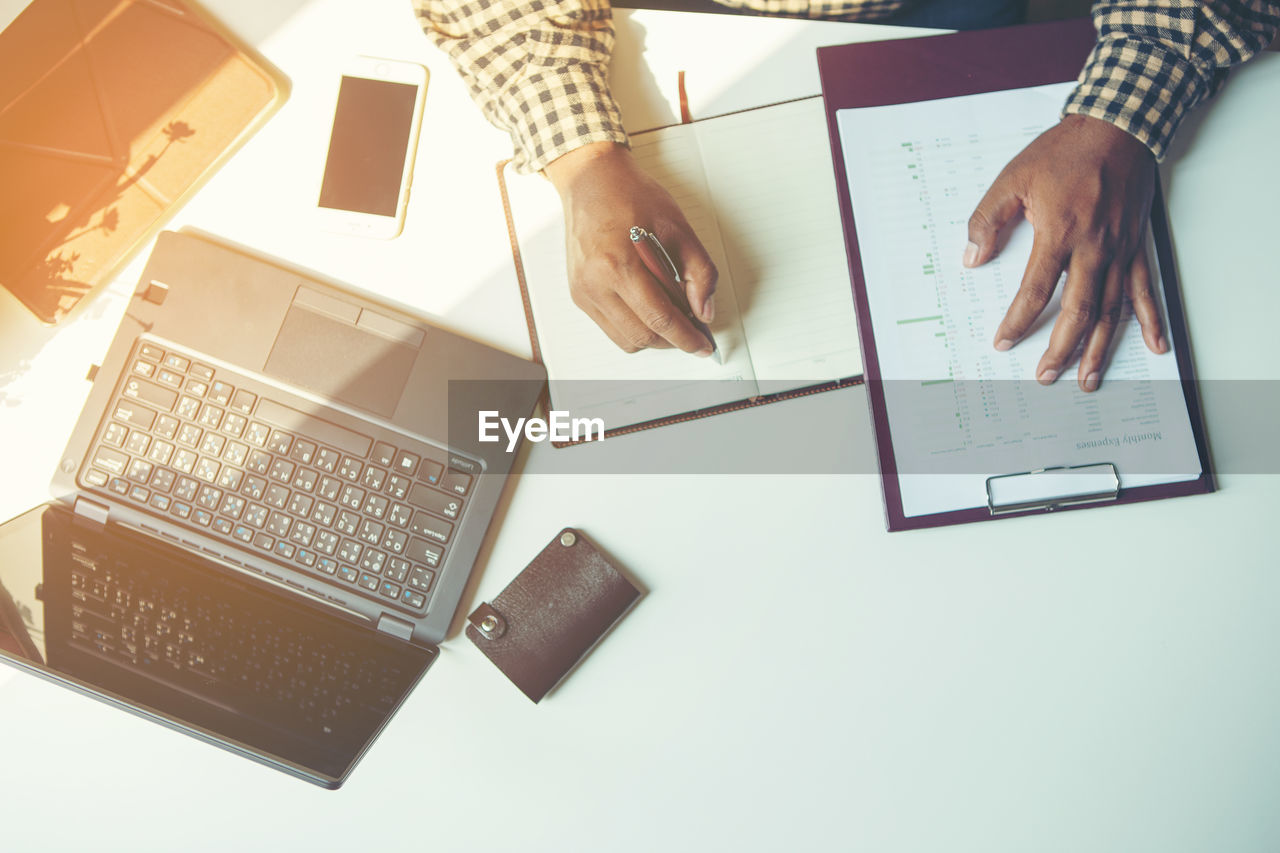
[
  {"xmin": 412, "ymin": 0, "xmax": 628, "ymax": 173},
  {"xmin": 412, "ymin": 0, "xmax": 910, "ymax": 173},
  {"xmin": 1066, "ymin": 1, "xmax": 1280, "ymax": 160}
]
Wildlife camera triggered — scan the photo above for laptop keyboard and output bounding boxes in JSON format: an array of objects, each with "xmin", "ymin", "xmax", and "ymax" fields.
[
  {"xmin": 80, "ymin": 338, "xmax": 479, "ymax": 616},
  {"xmin": 68, "ymin": 551, "xmax": 415, "ymax": 736}
]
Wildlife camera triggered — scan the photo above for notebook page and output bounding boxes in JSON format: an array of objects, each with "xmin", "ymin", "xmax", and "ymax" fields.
[
  {"xmin": 503, "ymin": 127, "xmax": 755, "ymax": 430},
  {"xmin": 694, "ymin": 98, "xmax": 863, "ymax": 389},
  {"xmin": 837, "ymin": 83, "xmax": 1202, "ymax": 518}
]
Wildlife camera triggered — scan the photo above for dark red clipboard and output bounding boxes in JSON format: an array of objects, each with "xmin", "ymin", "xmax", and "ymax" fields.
[{"xmin": 817, "ymin": 18, "xmax": 1214, "ymax": 531}]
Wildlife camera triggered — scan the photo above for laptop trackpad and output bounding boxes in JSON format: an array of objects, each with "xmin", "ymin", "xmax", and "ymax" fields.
[{"xmin": 264, "ymin": 301, "xmax": 419, "ymax": 419}]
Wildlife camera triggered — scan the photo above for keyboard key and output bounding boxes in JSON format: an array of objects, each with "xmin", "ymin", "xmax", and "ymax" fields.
[
  {"xmin": 393, "ymin": 451, "xmax": 419, "ymax": 476},
  {"xmin": 287, "ymin": 493, "xmax": 314, "ymax": 518},
  {"xmin": 317, "ymin": 557, "xmax": 338, "ymax": 575},
  {"xmin": 102, "ymin": 422, "xmax": 128, "ymax": 448},
  {"xmin": 192, "ymin": 509, "xmax": 213, "ymax": 527},
  {"xmin": 195, "ymin": 458, "xmax": 220, "ymax": 483},
  {"xmin": 219, "ymin": 494, "xmax": 245, "ymax": 518},
  {"xmin": 92, "ymin": 448, "xmax": 128, "ymax": 477},
  {"xmin": 139, "ymin": 343, "xmax": 164, "ymax": 362},
  {"xmin": 148, "ymin": 439, "xmax": 175, "ymax": 466},
  {"xmin": 290, "ymin": 439, "xmax": 316, "ymax": 465},
  {"xmin": 315, "ymin": 447, "xmax": 340, "ymax": 474},
  {"xmin": 223, "ymin": 441, "xmax": 249, "ymax": 467},
  {"xmin": 113, "ymin": 400, "xmax": 156, "ymax": 430},
  {"xmin": 171, "ymin": 501, "xmax": 192, "ymax": 520},
  {"xmin": 212, "ymin": 517, "xmax": 234, "ymax": 535},
  {"xmin": 361, "ymin": 466, "xmax": 387, "ymax": 492},
  {"xmin": 406, "ymin": 538, "xmax": 442, "ymax": 567},
  {"xmin": 129, "ymin": 485, "xmax": 150, "ymax": 504},
  {"xmin": 443, "ymin": 469, "xmax": 472, "ymax": 496},
  {"xmin": 177, "ymin": 396, "xmax": 201, "ymax": 420},
  {"xmin": 311, "ymin": 503, "xmax": 336, "ymax": 527},
  {"xmin": 150, "ymin": 494, "xmax": 171, "ymax": 512},
  {"xmin": 84, "ymin": 468, "xmax": 109, "ymax": 487},
  {"xmin": 266, "ymin": 431, "xmax": 293, "ymax": 456},
  {"xmin": 155, "ymin": 415, "xmax": 179, "ymax": 440},
  {"xmin": 267, "ymin": 512, "xmax": 292, "ymax": 538},
  {"xmin": 295, "ymin": 548, "xmax": 317, "ymax": 568},
  {"xmin": 184, "ymin": 378, "xmax": 209, "ymax": 397},
  {"xmin": 150, "ymin": 468, "xmax": 176, "ymax": 493},
  {"xmin": 231, "ymin": 389, "xmax": 257, "ymax": 416},
  {"xmin": 253, "ymin": 533, "xmax": 275, "ymax": 551},
  {"xmin": 199, "ymin": 433, "xmax": 226, "ymax": 457},
  {"xmin": 174, "ymin": 477, "xmax": 199, "ymax": 501},
  {"xmin": 410, "ymin": 512, "xmax": 453, "ymax": 544},
  {"xmin": 217, "ymin": 467, "xmax": 244, "ymax": 491},
  {"xmin": 156, "ymin": 368, "xmax": 184, "ymax": 389},
  {"xmin": 293, "ymin": 469, "xmax": 318, "ymax": 493},
  {"xmin": 372, "ymin": 442, "xmax": 396, "ymax": 467},
  {"xmin": 132, "ymin": 359, "xmax": 156, "ymax": 377},
  {"xmin": 244, "ymin": 504, "xmax": 268, "ymax": 528},
  {"xmin": 172, "ymin": 449, "xmax": 197, "ymax": 474},
  {"xmin": 386, "ymin": 474, "xmax": 411, "ymax": 500},
  {"xmin": 221, "ymin": 413, "xmax": 247, "ymax": 437},
  {"xmin": 385, "ymin": 558, "xmax": 410, "ymax": 583},
  {"xmin": 358, "ymin": 573, "xmax": 380, "ymax": 592},
  {"xmin": 338, "ymin": 565, "xmax": 359, "ymax": 584},
  {"xmin": 162, "ymin": 353, "xmax": 191, "ymax": 372},
  {"xmin": 417, "ymin": 459, "xmax": 443, "ymax": 485},
  {"xmin": 198, "ymin": 404, "xmax": 223, "ymax": 429},
  {"xmin": 407, "ymin": 484, "xmax": 461, "ymax": 520},
  {"xmin": 274, "ymin": 541, "xmax": 295, "ymax": 560},
  {"xmin": 109, "ymin": 477, "xmax": 130, "ymax": 496},
  {"xmin": 339, "ymin": 485, "xmax": 365, "ymax": 510},
  {"xmin": 246, "ymin": 449, "xmax": 272, "ymax": 474},
  {"xmin": 177, "ymin": 424, "xmax": 202, "ymax": 447},
  {"xmin": 337, "ymin": 539, "xmax": 363, "ymax": 563},
  {"xmin": 243, "ymin": 475, "xmax": 266, "ymax": 500},
  {"xmin": 121, "ymin": 378, "xmax": 175, "ymax": 411},
  {"xmin": 379, "ymin": 580, "xmax": 402, "ymax": 600},
  {"xmin": 407, "ymin": 567, "xmax": 433, "ymax": 591},
  {"xmin": 232, "ymin": 524, "xmax": 254, "ymax": 543},
  {"xmin": 125, "ymin": 432, "xmax": 151, "ymax": 455},
  {"xmin": 268, "ymin": 459, "xmax": 295, "ymax": 483},
  {"xmin": 359, "ymin": 549, "xmax": 386, "ymax": 574},
  {"xmin": 381, "ymin": 529, "xmax": 408, "ymax": 554},
  {"xmin": 245, "ymin": 422, "xmax": 271, "ymax": 447},
  {"xmin": 196, "ymin": 486, "xmax": 222, "ymax": 510},
  {"xmin": 315, "ymin": 530, "xmax": 339, "ymax": 555},
  {"xmin": 358, "ymin": 519, "xmax": 383, "ymax": 545},
  {"xmin": 339, "ymin": 457, "xmax": 363, "ymax": 481},
  {"xmin": 209, "ymin": 381, "xmax": 233, "ymax": 406},
  {"xmin": 364, "ymin": 494, "xmax": 389, "ymax": 520},
  {"xmin": 402, "ymin": 589, "xmax": 426, "ymax": 609},
  {"xmin": 335, "ymin": 510, "xmax": 359, "ymax": 535},
  {"xmin": 189, "ymin": 363, "xmax": 215, "ymax": 382},
  {"xmin": 388, "ymin": 503, "xmax": 412, "ymax": 528},
  {"xmin": 290, "ymin": 521, "xmax": 316, "ymax": 546},
  {"xmin": 318, "ymin": 476, "xmax": 341, "ymax": 501},
  {"xmin": 263, "ymin": 481, "xmax": 289, "ymax": 507}
]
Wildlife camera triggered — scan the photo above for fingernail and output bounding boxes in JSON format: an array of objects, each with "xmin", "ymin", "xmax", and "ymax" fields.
[
  {"xmin": 1084, "ymin": 372, "xmax": 1099, "ymax": 392},
  {"xmin": 695, "ymin": 347, "xmax": 712, "ymax": 358},
  {"xmin": 1038, "ymin": 368, "xmax": 1058, "ymax": 384},
  {"xmin": 963, "ymin": 241, "xmax": 980, "ymax": 267},
  {"xmin": 994, "ymin": 338, "xmax": 1013, "ymax": 352},
  {"xmin": 701, "ymin": 295, "xmax": 715, "ymax": 324},
  {"xmin": 1156, "ymin": 335, "xmax": 1168, "ymax": 353}
]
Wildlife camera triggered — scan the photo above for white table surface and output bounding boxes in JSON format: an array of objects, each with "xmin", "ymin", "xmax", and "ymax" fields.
[{"xmin": 1, "ymin": 2, "xmax": 1278, "ymax": 850}]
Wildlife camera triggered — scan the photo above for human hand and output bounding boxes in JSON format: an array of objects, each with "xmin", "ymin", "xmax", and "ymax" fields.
[
  {"xmin": 964, "ymin": 114, "xmax": 1168, "ymax": 391},
  {"xmin": 543, "ymin": 142, "xmax": 717, "ymax": 355}
]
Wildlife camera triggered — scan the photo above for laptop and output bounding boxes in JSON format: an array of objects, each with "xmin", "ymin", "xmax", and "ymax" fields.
[{"xmin": 0, "ymin": 230, "xmax": 545, "ymax": 787}]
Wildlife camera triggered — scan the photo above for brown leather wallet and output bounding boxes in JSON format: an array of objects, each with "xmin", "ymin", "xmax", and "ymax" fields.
[{"xmin": 466, "ymin": 529, "xmax": 641, "ymax": 703}]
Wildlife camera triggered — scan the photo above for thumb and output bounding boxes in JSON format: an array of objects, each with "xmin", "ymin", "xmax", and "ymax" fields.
[
  {"xmin": 965, "ymin": 175, "xmax": 1023, "ymax": 268},
  {"xmin": 668, "ymin": 228, "xmax": 719, "ymax": 324}
]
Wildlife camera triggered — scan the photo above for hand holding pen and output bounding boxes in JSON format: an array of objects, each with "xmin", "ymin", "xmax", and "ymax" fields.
[
  {"xmin": 541, "ymin": 142, "xmax": 719, "ymax": 357},
  {"xmin": 629, "ymin": 226, "xmax": 720, "ymax": 362}
]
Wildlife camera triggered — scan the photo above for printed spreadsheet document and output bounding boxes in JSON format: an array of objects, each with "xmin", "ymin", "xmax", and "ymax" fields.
[{"xmin": 837, "ymin": 82, "xmax": 1202, "ymax": 518}]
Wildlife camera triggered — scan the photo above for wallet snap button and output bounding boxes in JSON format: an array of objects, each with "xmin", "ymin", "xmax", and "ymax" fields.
[
  {"xmin": 560, "ymin": 531, "xmax": 576, "ymax": 547},
  {"xmin": 469, "ymin": 602, "xmax": 507, "ymax": 639},
  {"xmin": 480, "ymin": 615, "xmax": 499, "ymax": 632}
]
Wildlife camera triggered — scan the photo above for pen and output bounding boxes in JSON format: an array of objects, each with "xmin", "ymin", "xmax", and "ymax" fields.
[{"xmin": 628, "ymin": 226, "xmax": 721, "ymax": 363}]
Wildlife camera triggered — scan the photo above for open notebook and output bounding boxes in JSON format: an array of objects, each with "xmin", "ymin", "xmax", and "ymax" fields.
[{"xmin": 498, "ymin": 97, "xmax": 863, "ymax": 441}]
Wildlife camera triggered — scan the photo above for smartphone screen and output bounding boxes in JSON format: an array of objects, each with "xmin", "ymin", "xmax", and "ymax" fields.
[{"xmin": 318, "ymin": 76, "xmax": 420, "ymax": 217}]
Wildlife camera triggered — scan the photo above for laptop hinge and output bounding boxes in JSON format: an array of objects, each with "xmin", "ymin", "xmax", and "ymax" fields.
[
  {"xmin": 72, "ymin": 496, "xmax": 111, "ymax": 528},
  {"xmin": 376, "ymin": 613, "xmax": 414, "ymax": 641}
]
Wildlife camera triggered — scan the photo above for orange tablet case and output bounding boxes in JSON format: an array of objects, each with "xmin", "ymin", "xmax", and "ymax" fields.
[{"xmin": 0, "ymin": 0, "xmax": 287, "ymax": 323}]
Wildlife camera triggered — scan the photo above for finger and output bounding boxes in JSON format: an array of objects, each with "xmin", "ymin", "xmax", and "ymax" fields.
[
  {"xmin": 1076, "ymin": 258, "xmax": 1126, "ymax": 392},
  {"xmin": 1036, "ymin": 250, "xmax": 1106, "ymax": 385},
  {"xmin": 661, "ymin": 227, "xmax": 719, "ymax": 324},
  {"xmin": 965, "ymin": 172, "xmax": 1024, "ymax": 268},
  {"xmin": 1126, "ymin": 244, "xmax": 1167, "ymax": 354},
  {"xmin": 615, "ymin": 273, "xmax": 713, "ymax": 355},
  {"xmin": 574, "ymin": 294, "xmax": 652, "ymax": 354},
  {"xmin": 994, "ymin": 232, "xmax": 1067, "ymax": 351}
]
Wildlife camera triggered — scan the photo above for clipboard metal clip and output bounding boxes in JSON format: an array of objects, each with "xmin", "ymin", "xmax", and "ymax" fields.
[{"xmin": 985, "ymin": 462, "xmax": 1120, "ymax": 516}]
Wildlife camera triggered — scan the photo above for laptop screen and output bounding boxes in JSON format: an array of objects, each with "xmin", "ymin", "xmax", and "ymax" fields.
[{"xmin": 0, "ymin": 504, "xmax": 434, "ymax": 787}]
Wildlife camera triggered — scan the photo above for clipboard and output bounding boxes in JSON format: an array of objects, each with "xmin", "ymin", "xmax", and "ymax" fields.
[
  {"xmin": 0, "ymin": 0, "xmax": 288, "ymax": 324},
  {"xmin": 816, "ymin": 18, "xmax": 1214, "ymax": 531}
]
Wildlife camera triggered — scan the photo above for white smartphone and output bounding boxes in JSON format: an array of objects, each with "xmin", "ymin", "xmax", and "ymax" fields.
[{"xmin": 316, "ymin": 56, "xmax": 427, "ymax": 239}]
